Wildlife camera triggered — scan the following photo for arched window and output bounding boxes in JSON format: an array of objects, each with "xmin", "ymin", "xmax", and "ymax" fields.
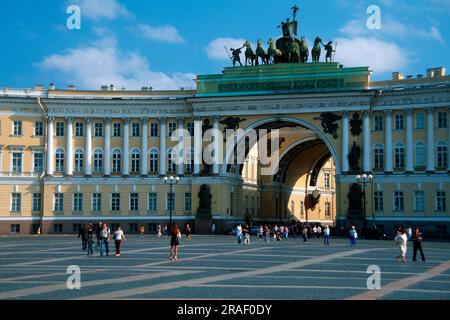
[
  {"xmin": 74, "ymin": 149, "xmax": 84, "ymax": 173},
  {"xmin": 394, "ymin": 142, "xmax": 405, "ymax": 169},
  {"xmin": 167, "ymin": 148, "xmax": 176, "ymax": 172},
  {"xmin": 374, "ymin": 143, "xmax": 384, "ymax": 169},
  {"xmin": 131, "ymin": 149, "xmax": 140, "ymax": 173},
  {"xmin": 55, "ymin": 148, "xmax": 65, "ymax": 172},
  {"xmin": 149, "ymin": 149, "xmax": 158, "ymax": 173},
  {"xmin": 93, "ymin": 149, "xmax": 103, "ymax": 173},
  {"xmin": 112, "ymin": 149, "xmax": 121, "ymax": 173},
  {"xmin": 437, "ymin": 141, "xmax": 448, "ymax": 168},
  {"xmin": 415, "ymin": 141, "xmax": 425, "ymax": 167}
]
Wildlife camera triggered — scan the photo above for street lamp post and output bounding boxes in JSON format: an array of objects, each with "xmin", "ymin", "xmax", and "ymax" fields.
[
  {"xmin": 356, "ymin": 173, "xmax": 374, "ymax": 233},
  {"xmin": 164, "ymin": 175, "xmax": 180, "ymax": 229}
]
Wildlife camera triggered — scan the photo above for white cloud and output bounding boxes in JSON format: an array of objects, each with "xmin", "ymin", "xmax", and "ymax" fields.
[
  {"xmin": 37, "ymin": 35, "xmax": 195, "ymax": 90},
  {"xmin": 75, "ymin": 0, "xmax": 131, "ymax": 20},
  {"xmin": 137, "ymin": 24, "xmax": 185, "ymax": 44},
  {"xmin": 206, "ymin": 37, "xmax": 247, "ymax": 60},
  {"xmin": 334, "ymin": 37, "xmax": 408, "ymax": 73}
]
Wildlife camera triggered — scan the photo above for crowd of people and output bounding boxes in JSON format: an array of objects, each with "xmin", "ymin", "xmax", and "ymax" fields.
[{"xmin": 77, "ymin": 221, "xmax": 427, "ymax": 264}]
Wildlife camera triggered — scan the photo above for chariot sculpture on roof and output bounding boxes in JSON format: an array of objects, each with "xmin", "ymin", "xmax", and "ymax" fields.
[{"xmin": 227, "ymin": 5, "xmax": 336, "ymax": 66}]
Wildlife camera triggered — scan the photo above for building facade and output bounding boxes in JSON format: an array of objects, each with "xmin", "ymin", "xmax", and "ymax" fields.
[{"xmin": 0, "ymin": 63, "xmax": 449, "ymax": 237}]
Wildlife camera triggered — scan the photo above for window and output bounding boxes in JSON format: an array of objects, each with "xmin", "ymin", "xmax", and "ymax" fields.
[
  {"xmin": 94, "ymin": 150, "xmax": 103, "ymax": 173},
  {"xmin": 75, "ymin": 122, "xmax": 84, "ymax": 137},
  {"xmin": 148, "ymin": 193, "xmax": 157, "ymax": 211},
  {"xmin": 113, "ymin": 123, "xmax": 121, "ymax": 137},
  {"xmin": 74, "ymin": 149, "xmax": 84, "ymax": 173},
  {"xmin": 33, "ymin": 153, "xmax": 44, "ymax": 173},
  {"xmin": 130, "ymin": 193, "xmax": 139, "ymax": 211},
  {"xmin": 415, "ymin": 113, "xmax": 425, "ymax": 129},
  {"xmin": 11, "ymin": 193, "xmax": 21, "ymax": 212},
  {"xmin": 13, "ymin": 121, "xmax": 22, "ymax": 135},
  {"xmin": 374, "ymin": 115, "xmax": 383, "ymax": 131},
  {"xmin": 32, "ymin": 193, "xmax": 41, "ymax": 212},
  {"xmin": 415, "ymin": 142, "xmax": 426, "ymax": 167},
  {"xmin": 73, "ymin": 193, "xmax": 83, "ymax": 211},
  {"xmin": 11, "ymin": 224, "xmax": 20, "ymax": 233},
  {"xmin": 131, "ymin": 149, "xmax": 140, "ymax": 173},
  {"xmin": 436, "ymin": 191, "xmax": 446, "ymax": 211},
  {"xmin": 73, "ymin": 224, "xmax": 82, "ymax": 233},
  {"xmin": 112, "ymin": 150, "xmax": 121, "ymax": 173},
  {"xmin": 150, "ymin": 123, "xmax": 158, "ymax": 137},
  {"xmin": 131, "ymin": 123, "xmax": 140, "ymax": 137},
  {"xmin": 111, "ymin": 193, "xmax": 120, "ymax": 211},
  {"xmin": 394, "ymin": 114, "xmax": 404, "ymax": 130},
  {"xmin": 12, "ymin": 152, "xmax": 22, "ymax": 173},
  {"xmin": 437, "ymin": 141, "xmax": 448, "ymax": 168},
  {"xmin": 55, "ymin": 148, "xmax": 65, "ymax": 172},
  {"xmin": 56, "ymin": 122, "xmax": 65, "ymax": 137},
  {"xmin": 300, "ymin": 201, "xmax": 304, "ymax": 216},
  {"xmin": 167, "ymin": 149, "xmax": 176, "ymax": 172},
  {"xmin": 414, "ymin": 191, "xmax": 425, "ymax": 211},
  {"xmin": 437, "ymin": 112, "xmax": 448, "ymax": 128},
  {"xmin": 186, "ymin": 148, "xmax": 194, "ymax": 173},
  {"xmin": 34, "ymin": 122, "xmax": 43, "ymax": 136},
  {"xmin": 184, "ymin": 193, "xmax": 191, "ymax": 211},
  {"xmin": 54, "ymin": 193, "xmax": 64, "ymax": 211},
  {"xmin": 324, "ymin": 172, "xmax": 331, "ymax": 188},
  {"xmin": 168, "ymin": 122, "xmax": 177, "ymax": 137},
  {"xmin": 166, "ymin": 193, "xmax": 175, "ymax": 211},
  {"xmin": 149, "ymin": 149, "xmax": 158, "ymax": 173},
  {"xmin": 187, "ymin": 122, "xmax": 194, "ymax": 137},
  {"xmin": 92, "ymin": 193, "xmax": 102, "ymax": 212},
  {"xmin": 53, "ymin": 224, "xmax": 63, "ymax": 233},
  {"xmin": 394, "ymin": 143, "xmax": 405, "ymax": 169},
  {"xmin": 374, "ymin": 191, "xmax": 383, "ymax": 211},
  {"xmin": 374, "ymin": 144, "xmax": 384, "ymax": 169},
  {"xmin": 94, "ymin": 123, "xmax": 103, "ymax": 137},
  {"xmin": 325, "ymin": 202, "xmax": 331, "ymax": 217},
  {"xmin": 394, "ymin": 191, "xmax": 404, "ymax": 212}
]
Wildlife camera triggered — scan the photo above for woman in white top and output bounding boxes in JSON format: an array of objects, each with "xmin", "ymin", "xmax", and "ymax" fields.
[
  {"xmin": 114, "ymin": 226, "xmax": 126, "ymax": 256},
  {"xmin": 395, "ymin": 228, "xmax": 408, "ymax": 263}
]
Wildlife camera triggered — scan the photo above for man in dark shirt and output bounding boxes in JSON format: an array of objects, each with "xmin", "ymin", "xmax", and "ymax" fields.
[{"xmin": 412, "ymin": 228, "xmax": 426, "ymax": 262}]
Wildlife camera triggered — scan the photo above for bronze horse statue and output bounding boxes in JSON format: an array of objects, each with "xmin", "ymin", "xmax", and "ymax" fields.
[
  {"xmin": 267, "ymin": 37, "xmax": 281, "ymax": 64},
  {"xmin": 312, "ymin": 36, "xmax": 323, "ymax": 63},
  {"xmin": 244, "ymin": 41, "xmax": 256, "ymax": 66},
  {"xmin": 256, "ymin": 38, "xmax": 270, "ymax": 65},
  {"xmin": 300, "ymin": 37, "xmax": 309, "ymax": 63}
]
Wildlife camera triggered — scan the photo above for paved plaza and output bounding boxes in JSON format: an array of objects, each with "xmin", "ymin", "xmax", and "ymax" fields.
[{"xmin": 0, "ymin": 235, "xmax": 449, "ymax": 300}]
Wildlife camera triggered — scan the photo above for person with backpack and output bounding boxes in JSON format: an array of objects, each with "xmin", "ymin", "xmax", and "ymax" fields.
[
  {"xmin": 100, "ymin": 223, "xmax": 111, "ymax": 256},
  {"xmin": 412, "ymin": 228, "xmax": 426, "ymax": 262},
  {"xmin": 113, "ymin": 226, "xmax": 126, "ymax": 257}
]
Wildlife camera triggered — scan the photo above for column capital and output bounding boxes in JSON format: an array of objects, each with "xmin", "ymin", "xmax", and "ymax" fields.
[
  {"xmin": 160, "ymin": 117, "xmax": 167, "ymax": 123},
  {"xmin": 406, "ymin": 108, "xmax": 413, "ymax": 115},
  {"xmin": 342, "ymin": 111, "xmax": 350, "ymax": 117},
  {"xmin": 85, "ymin": 117, "xmax": 93, "ymax": 124},
  {"xmin": 177, "ymin": 117, "xmax": 185, "ymax": 124},
  {"xmin": 122, "ymin": 118, "xmax": 130, "ymax": 123},
  {"xmin": 212, "ymin": 115, "xmax": 220, "ymax": 122},
  {"xmin": 363, "ymin": 110, "xmax": 371, "ymax": 117},
  {"xmin": 194, "ymin": 116, "xmax": 202, "ymax": 121},
  {"xmin": 384, "ymin": 109, "xmax": 392, "ymax": 116},
  {"xmin": 46, "ymin": 117, "xmax": 55, "ymax": 123},
  {"xmin": 141, "ymin": 117, "xmax": 149, "ymax": 123},
  {"xmin": 65, "ymin": 117, "xmax": 73, "ymax": 123},
  {"xmin": 426, "ymin": 107, "xmax": 434, "ymax": 113},
  {"xmin": 104, "ymin": 117, "xmax": 112, "ymax": 124}
]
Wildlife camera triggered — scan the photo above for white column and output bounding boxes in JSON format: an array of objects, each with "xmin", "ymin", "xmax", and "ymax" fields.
[
  {"xmin": 46, "ymin": 117, "xmax": 54, "ymax": 176},
  {"xmin": 141, "ymin": 118, "xmax": 148, "ymax": 176},
  {"xmin": 212, "ymin": 116, "xmax": 220, "ymax": 175},
  {"xmin": 159, "ymin": 118, "xmax": 167, "ymax": 176},
  {"xmin": 65, "ymin": 117, "xmax": 73, "ymax": 176},
  {"xmin": 123, "ymin": 118, "xmax": 130, "ymax": 176},
  {"xmin": 385, "ymin": 110, "xmax": 393, "ymax": 174},
  {"xmin": 342, "ymin": 111, "xmax": 349, "ymax": 173},
  {"xmin": 177, "ymin": 118, "xmax": 185, "ymax": 176},
  {"xmin": 363, "ymin": 110, "xmax": 371, "ymax": 173},
  {"xmin": 426, "ymin": 108, "xmax": 435, "ymax": 173},
  {"xmin": 104, "ymin": 118, "xmax": 111, "ymax": 176},
  {"xmin": 405, "ymin": 109, "xmax": 414, "ymax": 173},
  {"xmin": 194, "ymin": 117, "xmax": 202, "ymax": 176},
  {"xmin": 85, "ymin": 118, "xmax": 92, "ymax": 176}
]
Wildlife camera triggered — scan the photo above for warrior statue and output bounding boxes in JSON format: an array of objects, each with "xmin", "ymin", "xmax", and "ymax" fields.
[
  {"xmin": 278, "ymin": 18, "xmax": 295, "ymax": 38},
  {"xmin": 324, "ymin": 41, "xmax": 335, "ymax": 63},
  {"xmin": 230, "ymin": 45, "xmax": 244, "ymax": 67}
]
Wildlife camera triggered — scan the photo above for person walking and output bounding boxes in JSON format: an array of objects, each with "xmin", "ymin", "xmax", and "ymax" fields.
[
  {"xmin": 78, "ymin": 224, "xmax": 88, "ymax": 251},
  {"xmin": 407, "ymin": 227, "xmax": 413, "ymax": 241},
  {"xmin": 185, "ymin": 223, "xmax": 192, "ymax": 240},
  {"xmin": 163, "ymin": 224, "xmax": 168, "ymax": 238},
  {"xmin": 236, "ymin": 224, "xmax": 243, "ymax": 244},
  {"xmin": 302, "ymin": 226, "xmax": 308, "ymax": 243},
  {"xmin": 395, "ymin": 228, "xmax": 408, "ymax": 262},
  {"xmin": 95, "ymin": 221, "xmax": 103, "ymax": 248},
  {"xmin": 114, "ymin": 226, "xmax": 126, "ymax": 257},
  {"xmin": 170, "ymin": 223, "xmax": 181, "ymax": 261},
  {"xmin": 211, "ymin": 223, "xmax": 216, "ymax": 235},
  {"xmin": 86, "ymin": 223, "xmax": 94, "ymax": 257},
  {"xmin": 317, "ymin": 225, "xmax": 322, "ymax": 239},
  {"xmin": 100, "ymin": 223, "xmax": 111, "ymax": 256},
  {"xmin": 259, "ymin": 225, "xmax": 264, "ymax": 242},
  {"xmin": 412, "ymin": 228, "xmax": 426, "ymax": 262},
  {"xmin": 323, "ymin": 225, "xmax": 330, "ymax": 246},
  {"xmin": 349, "ymin": 226, "xmax": 358, "ymax": 247},
  {"xmin": 263, "ymin": 225, "xmax": 270, "ymax": 243},
  {"xmin": 157, "ymin": 224, "xmax": 162, "ymax": 238},
  {"xmin": 139, "ymin": 225, "xmax": 145, "ymax": 238}
]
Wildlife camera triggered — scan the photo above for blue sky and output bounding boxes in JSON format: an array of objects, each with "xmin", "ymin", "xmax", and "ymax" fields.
[{"xmin": 0, "ymin": 0, "xmax": 449, "ymax": 90}]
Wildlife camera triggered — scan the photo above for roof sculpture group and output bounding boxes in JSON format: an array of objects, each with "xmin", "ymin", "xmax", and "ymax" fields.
[{"xmin": 228, "ymin": 5, "xmax": 336, "ymax": 67}]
